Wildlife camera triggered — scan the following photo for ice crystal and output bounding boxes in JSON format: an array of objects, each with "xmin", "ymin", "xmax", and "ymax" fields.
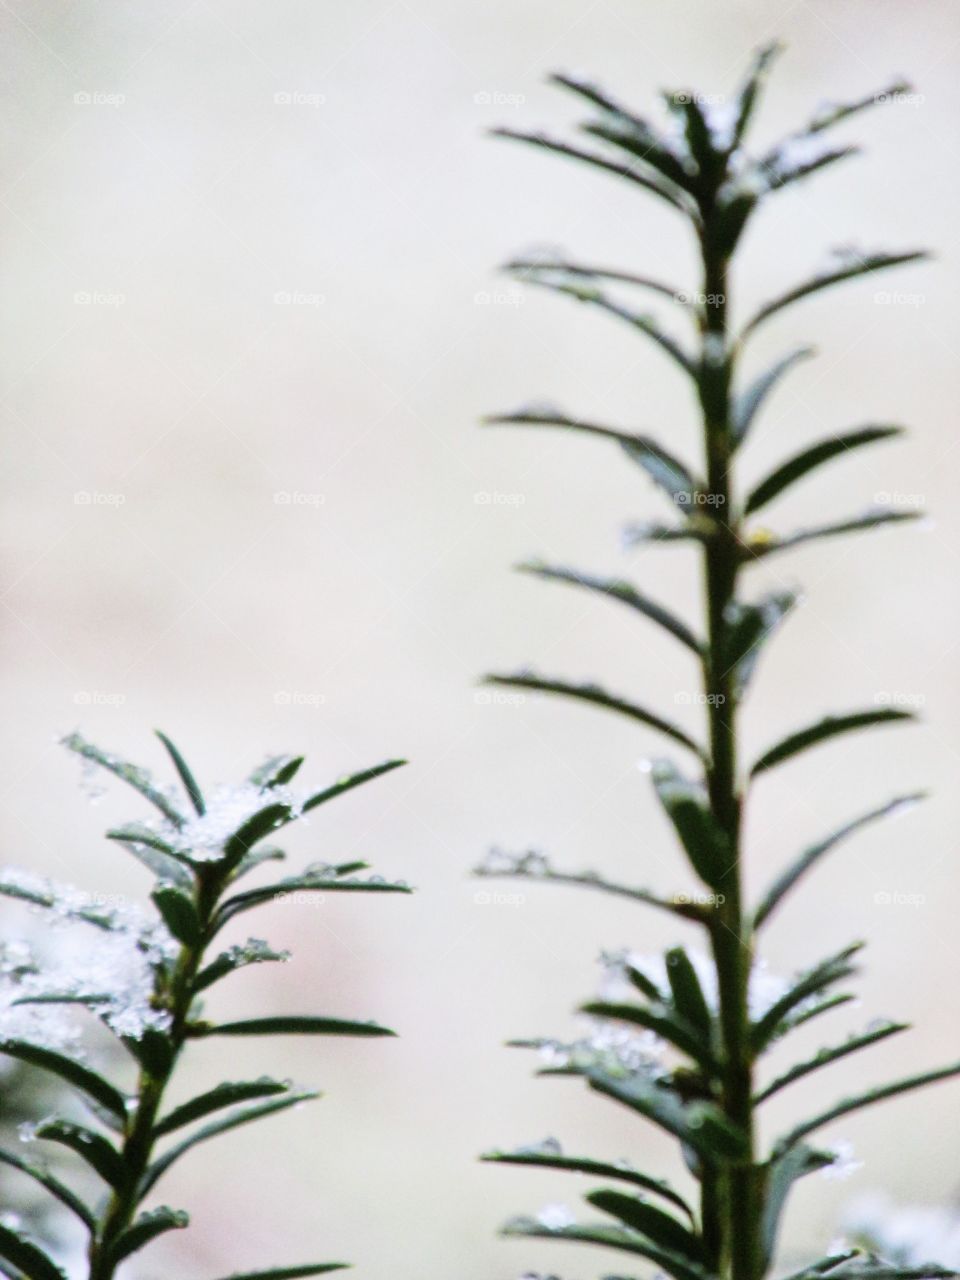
[
  {"xmin": 702, "ymin": 100, "xmax": 738, "ymax": 151},
  {"xmin": 842, "ymin": 1192, "xmax": 960, "ymax": 1266},
  {"xmin": 772, "ymin": 132, "xmax": 840, "ymax": 176},
  {"xmin": 168, "ymin": 783, "xmax": 302, "ymax": 861},
  {"xmin": 223, "ymin": 938, "xmax": 290, "ymax": 968},
  {"xmin": 516, "ymin": 1137, "xmax": 563, "ymax": 1157},
  {"xmin": 476, "ymin": 847, "xmax": 551, "ymax": 878},
  {"xmin": 532, "ymin": 1018, "xmax": 664, "ymax": 1079},
  {"xmin": 512, "ymin": 400, "xmax": 566, "ymax": 420},
  {"xmin": 597, "ymin": 947, "xmax": 793, "ymax": 1021},
  {"xmin": 536, "ymin": 1203, "xmax": 575, "ymax": 1231},
  {"xmin": 0, "ymin": 867, "xmax": 176, "ymax": 1041},
  {"xmin": 821, "ymin": 1139, "xmax": 863, "ymax": 1181}
]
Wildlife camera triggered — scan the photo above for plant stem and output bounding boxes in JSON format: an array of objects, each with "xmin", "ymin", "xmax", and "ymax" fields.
[
  {"xmin": 87, "ymin": 872, "xmax": 216, "ymax": 1280},
  {"xmin": 697, "ymin": 239, "xmax": 758, "ymax": 1278}
]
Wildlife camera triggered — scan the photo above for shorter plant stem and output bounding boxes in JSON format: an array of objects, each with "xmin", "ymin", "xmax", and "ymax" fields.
[{"xmin": 87, "ymin": 871, "xmax": 219, "ymax": 1280}]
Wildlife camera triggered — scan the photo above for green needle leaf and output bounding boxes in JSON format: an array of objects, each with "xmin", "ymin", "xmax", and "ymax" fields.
[
  {"xmin": 522, "ymin": 277, "xmax": 695, "ymax": 375},
  {"xmin": 492, "ymin": 127, "xmax": 693, "ymax": 214},
  {"xmin": 777, "ymin": 1060, "xmax": 960, "ymax": 1153},
  {"xmin": 760, "ymin": 1144, "xmax": 836, "ymax": 1268},
  {"xmin": 222, "ymin": 802, "xmax": 293, "ymax": 866},
  {"xmin": 155, "ymin": 1078, "xmax": 297, "ymax": 1137},
  {"xmin": 192, "ymin": 1016, "xmax": 396, "ymax": 1038},
  {"xmin": 209, "ymin": 1268, "xmax": 350, "ymax": 1279},
  {"xmin": 665, "ymin": 947, "xmax": 713, "ymax": 1043},
  {"xmin": 249, "ymin": 754, "xmax": 305, "ymax": 788},
  {"xmin": 152, "ymin": 883, "xmax": 202, "ymax": 946},
  {"xmin": 484, "ymin": 410, "xmax": 701, "ymax": 510},
  {"xmin": 155, "ymin": 730, "xmax": 206, "ymax": 815},
  {"xmin": 0, "ymin": 1147, "xmax": 95, "ymax": 1230},
  {"xmin": 502, "ymin": 1218, "xmax": 713, "ymax": 1280},
  {"xmin": 719, "ymin": 591, "xmax": 797, "ymax": 696},
  {"xmin": 756, "ymin": 143, "xmax": 859, "ymax": 194},
  {"xmin": 61, "ymin": 731, "xmax": 184, "ymax": 827},
  {"xmin": 106, "ymin": 823, "xmax": 195, "ymax": 885},
  {"xmin": 804, "ymin": 79, "xmax": 917, "ymax": 134},
  {"xmin": 732, "ymin": 346, "xmax": 815, "ymax": 446},
  {"xmin": 743, "ymin": 254, "xmax": 928, "ymax": 339},
  {"xmin": 754, "ymin": 792, "xmax": 926, "ymax": 928},
  {"xmin": 548, "ymin": 71, "xmax": 695, "ymax": 192},
  {"xmin": 214, "ymin": 871, "xmax": 411, "ymax": 933},
  {"xmin": 744, "ymin": 508, "xmax": 923, "ymax": 559},
  {"xmin": 0, "ymin": 1223, "xmax": 67, "ymax": 1280},
  {"xmin": 107, "ymin": 1206, "xmax": 189, "ymax": 1266},
  {"xmin": 301, "ymin": 759, "xmax": 407, "ymax": 813},
  {"xmin": 751, "ymin": 708, "xmax": 916, "ymax": 777},
  {"xmin": 194, "ymin": 941, "xmax": 291, "ymax": 992},
  {"xmin": 780, "ymin": 993, "xmax": 856, "ymax": 1035},
  {"xmin": 485, "ymin": 672, "xmax": 705, "ymax": 758},
  {"xmin": 587, "ymin": 1187, "xmax": 705, "ymax": 1261},
  {"xmin": 750, "ymin": 943, "xmax": 864, "ymax": 1053},
  {"xmin": 728, "ymin": 41, "xmax": 783, "ymax": 150},
  {"xmin": 580, "ymin": 1000, "xmax": 717, "ymax": 1070},
  {"xmin": 518, "ymin": 560, "xmax": 702, "ymax": 653},
  {"xmin": 505, "ymin": 255, "xmax": 683, "ymax": 304},
  {"xmin": 480, "ymin": 1147, "xmax": 694, "ymax": 1220},
  {"xmin": 744, "ymin": 425, "xmax": 904, "ymax": 514},
  {"xmin": 651, "ymin": 761, "xmax": 733, "ymax": 889},
  {"xmin": 142, "ymin": 1092, "xmax": 320, "ymax": 1195},
  {"xmin": 586, "ymin": 1070, "xmax": 747, "ymax": 1161},
  {"xmin": 0, "ymin": 1039, "xmax": 127, "ymax": 1123},
  {"xmin": 30, "ymin": 1119, "xmax": 124, "ymax": 1188},
  {"xmin": 755, "ymin": 1021, "xmax": 910, "ymax": 1104}
]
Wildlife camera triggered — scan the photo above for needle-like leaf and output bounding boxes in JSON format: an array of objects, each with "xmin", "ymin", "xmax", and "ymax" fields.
[
  {"xmin": 754, "ymin": 792, "xmax": 925, "ymax": 927},
  {"xmin": 751, "ymin": 709, "xmax": 915, "ymax": 777},
  {"xmin": 744, "ymin": 425, "xmax": 904, "ymax": 514},
  {"xmin": 485, "ymin": 672, "xmax": 705, "ymax": 758},
  {"xmin": 518, "ymin": 560, "xmax": 702, "ymax": 653}
]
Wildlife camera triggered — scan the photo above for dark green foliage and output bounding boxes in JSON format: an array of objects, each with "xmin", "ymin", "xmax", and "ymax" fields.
[
  {"xmin": 0, "ymin": 732, "xmax": 409, "ymax": 1279},
  {"xmin": 478, "ymin": 43, "xmax": 956, "ymax": 1280}
]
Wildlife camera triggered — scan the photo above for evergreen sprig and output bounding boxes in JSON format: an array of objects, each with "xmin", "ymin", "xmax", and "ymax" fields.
[
  {"xmin": 0, "ymin": 731, "xmax": 409, "ymax": 1279},
  {"xmin": 478, "ymin": 44, "xmax": 956, "ymax": 1280}
]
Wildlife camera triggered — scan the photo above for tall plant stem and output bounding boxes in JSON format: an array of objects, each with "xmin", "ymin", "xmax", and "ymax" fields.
[{"xmin": 697, "ymin": 237, "xmax": 758, "ymax": 1278}]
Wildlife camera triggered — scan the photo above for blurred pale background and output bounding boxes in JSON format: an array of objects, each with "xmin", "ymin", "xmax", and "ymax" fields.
[{"xmin": 2, "ymin": 0, "xmax": 959, "ymax": 1274}]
